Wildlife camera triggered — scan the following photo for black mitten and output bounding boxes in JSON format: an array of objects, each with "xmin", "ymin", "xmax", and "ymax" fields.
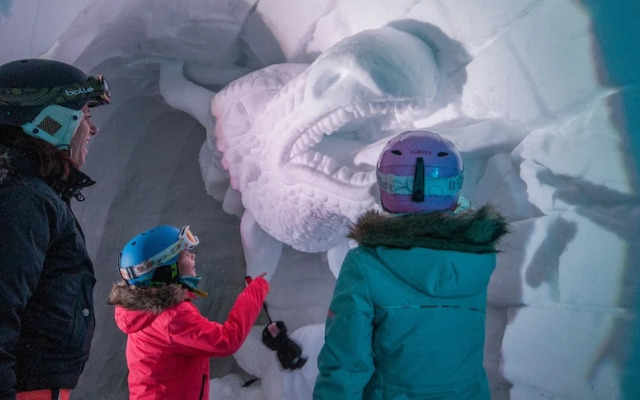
[{"xmin": 262, "ymin": 321, "xmax": 307, "ymax": 370}]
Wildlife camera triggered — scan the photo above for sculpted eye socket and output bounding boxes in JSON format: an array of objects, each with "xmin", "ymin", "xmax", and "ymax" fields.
[
  {"xmin": 233, "ymin": 103, "xmax": 248, "ymax": 116},
  {"xmin": 313, "ymin": 73, "xmax": 343, "ymax": 97}
]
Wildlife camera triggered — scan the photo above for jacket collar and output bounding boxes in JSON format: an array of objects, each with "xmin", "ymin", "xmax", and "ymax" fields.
[
  {"xmin": 53, "ymin": 166, "xmax": 96, "ymax": 202},
  {"xmin": 349, "ymin": 205, "xmax": 509, "ymax": 253}
]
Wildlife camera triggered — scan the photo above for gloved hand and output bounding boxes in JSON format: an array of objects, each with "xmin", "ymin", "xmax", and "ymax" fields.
[
  {"xmin": 262, "ymin": 321, "xmax": 307, "ymax": 370},
  {"xmin": 244, "ymin": 273, "xmax": 267, "ymax": 285}
]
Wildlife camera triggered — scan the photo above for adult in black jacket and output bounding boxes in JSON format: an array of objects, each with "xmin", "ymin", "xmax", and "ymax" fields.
[{"xmin": 0, "ymin": 59, "xmax": 111, "ymax": 400}]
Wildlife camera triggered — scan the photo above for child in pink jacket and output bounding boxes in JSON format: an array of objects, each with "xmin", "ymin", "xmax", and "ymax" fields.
[{"xmin": 109, "ymin": 225, "xmax": 269, "ymax": 400}]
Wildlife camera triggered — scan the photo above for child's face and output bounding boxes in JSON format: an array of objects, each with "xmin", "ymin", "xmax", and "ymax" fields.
[{"xmin": 178, "ymin": 250, "xmax": 197, "ymax": 276}]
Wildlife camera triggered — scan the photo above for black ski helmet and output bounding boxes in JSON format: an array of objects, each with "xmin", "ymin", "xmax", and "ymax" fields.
[{"xmin": 0, "ymin": 59, "xmax": 111, "ymax": 148}]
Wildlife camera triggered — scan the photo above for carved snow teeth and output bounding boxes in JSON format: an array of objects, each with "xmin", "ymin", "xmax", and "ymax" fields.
[
  {"xmin": 220, "ymin": 79, "xmax": 417, "ymax": 187},
  {"xmin": 283, "ymin": 99, "xmax": 417, "ymax": 186},
  {"xmin": 301, "ymin": 133, "xmax": 318, "ymax": 148},
  {"xmin": 319, "ymin": 156, "xmax": 338, "ymax": 175},
  {"xmin": 214, "ymin": 31, "xmax": 437, "ymax": 191},
  {"xmin": 204, "ymin": 26, "xmax": 444, "ymax": 256},
  {"xmin": 334, "ymin": 166, "xmax": 352, "ymax": 181},
  {"xmin": 353, "ymin": 170, "xmax": 375, "ymax": 185},
  {"xmin": 336, "ymin": 109, "xmax": 352, "ymax": 123}
]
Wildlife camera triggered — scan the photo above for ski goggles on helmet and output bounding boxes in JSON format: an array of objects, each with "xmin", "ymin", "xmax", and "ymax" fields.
[
  {"xmin": 0, "ymin": 74, "xmax": 111, "ymax": 108},
  {"xmin": 377, "ymin": 169, "xmax": 464, "ymax": 198},
  {"xmin": 119, "ymin": 226, "xmax": 199, "ymax": 282},
  {"xmin": 71, "ymin": 74, "xmax": 111, "ymax": 107}
]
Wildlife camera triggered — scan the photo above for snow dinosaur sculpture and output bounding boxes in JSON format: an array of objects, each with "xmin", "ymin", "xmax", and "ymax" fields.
[{"xmin": 199, "ymin": 24, "xmax": 461, "ymax": 278}]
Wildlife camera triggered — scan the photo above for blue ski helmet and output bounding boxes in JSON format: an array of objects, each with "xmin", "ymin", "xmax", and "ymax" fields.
[{"xmin": 118, "ymin": 225, "xmax": 199, "ymax": 287}]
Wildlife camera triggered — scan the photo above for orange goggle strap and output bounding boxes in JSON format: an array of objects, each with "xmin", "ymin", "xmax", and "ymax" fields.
[
  {"xmin": 0, "ymin": 74, "xmax": 111, "ymax": 108},
  {"xmin": 188, "ymin": 287, "xmax": 208, "ymax": 298},
  {"xmin": 179, "ymin": 275, "xmax": 208, "ymax": 298}
]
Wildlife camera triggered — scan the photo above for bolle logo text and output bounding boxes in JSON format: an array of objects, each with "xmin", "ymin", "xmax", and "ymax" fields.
[{"xmin": 65, "ymin": 86, "xmax": 94, "ymax": 96}]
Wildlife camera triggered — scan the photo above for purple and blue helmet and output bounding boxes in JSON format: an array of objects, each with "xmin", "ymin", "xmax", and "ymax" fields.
[{"xmin": 376, "ymin": 130, "xmax": 464, "ymax": 213}]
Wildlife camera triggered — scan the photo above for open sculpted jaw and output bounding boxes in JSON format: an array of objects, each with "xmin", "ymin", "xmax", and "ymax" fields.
[{"xmin": 206, "ymin": 26, "xmax": 442, "ymax": 277}]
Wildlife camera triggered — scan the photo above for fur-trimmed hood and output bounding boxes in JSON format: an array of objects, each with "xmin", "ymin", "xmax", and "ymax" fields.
[
  {"xmin": 108, "ymin": 282, "xmax": 187, "ymax": 334},
  {"xmin": 349, "ymin": 205, "xmax": 508, "ymax": 253},
  {"xmin": 108, "ymin": 281, "xmax": 186, "ymax": 313}
]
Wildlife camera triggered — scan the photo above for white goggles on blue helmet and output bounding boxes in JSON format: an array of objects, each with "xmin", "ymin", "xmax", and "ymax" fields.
[{"xmin": 119, "ymin": 226, "xmax": 199, "ymax": 283}]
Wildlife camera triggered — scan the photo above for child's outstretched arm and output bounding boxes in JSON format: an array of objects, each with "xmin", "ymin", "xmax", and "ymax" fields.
[{"xmin": 167, "ymin": 274, "xmax": 270, "ymax": 357}]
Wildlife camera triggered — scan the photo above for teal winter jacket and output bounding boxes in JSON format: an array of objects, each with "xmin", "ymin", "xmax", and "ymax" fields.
[{"xmin": 314, "ymin": 205, "xmax": 508, "ymax": 400}]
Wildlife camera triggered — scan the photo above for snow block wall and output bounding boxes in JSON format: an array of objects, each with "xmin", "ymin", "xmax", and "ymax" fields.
[{"xmin": 1, "ymin": 1, "xmax": 639, "ymax": 399}]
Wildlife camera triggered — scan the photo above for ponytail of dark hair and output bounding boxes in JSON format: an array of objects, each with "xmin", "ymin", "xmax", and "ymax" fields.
[{"xmin": 0, "ymin": 124, "xmax": 74, "ymax": 185}]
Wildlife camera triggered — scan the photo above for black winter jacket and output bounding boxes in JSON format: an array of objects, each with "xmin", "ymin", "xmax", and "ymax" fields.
[{"xmin": 0, "ymin": 145, "xmax": 96, "ymax": 399}]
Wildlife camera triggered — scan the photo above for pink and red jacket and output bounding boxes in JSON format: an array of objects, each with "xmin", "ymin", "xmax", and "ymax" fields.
[{"xmin": 109, "ymin": 277, "xmax": 269, "ymax": 400}]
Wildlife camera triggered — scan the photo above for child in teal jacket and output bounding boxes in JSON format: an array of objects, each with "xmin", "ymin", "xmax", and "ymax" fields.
[{"xmin": 314, "ymin": 131, "xmax": 508, "ymax": 400}]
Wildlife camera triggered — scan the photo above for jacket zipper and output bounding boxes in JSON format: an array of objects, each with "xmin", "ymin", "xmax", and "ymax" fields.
[{"xmin": 199, "ymin": 374, "xmax": 206, "ymax": 400}]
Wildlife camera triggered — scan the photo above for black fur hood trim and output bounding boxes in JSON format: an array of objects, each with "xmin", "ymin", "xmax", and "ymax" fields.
[
  {"xmin": 349, "ymin": 205, "xmax": 508, "ymax": 253},
  {"xmin": 108, "ymin": 281, "xmax": 186, "ymax": 314},
  {"xmin": 0, "ymin": 145, "xmax": 14, "ymax": 185}
]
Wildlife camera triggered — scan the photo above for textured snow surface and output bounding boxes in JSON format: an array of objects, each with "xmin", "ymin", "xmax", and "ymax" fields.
[{"xmin": 1, "ymin": 1, "xmax": 638, "ymax": 399}]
